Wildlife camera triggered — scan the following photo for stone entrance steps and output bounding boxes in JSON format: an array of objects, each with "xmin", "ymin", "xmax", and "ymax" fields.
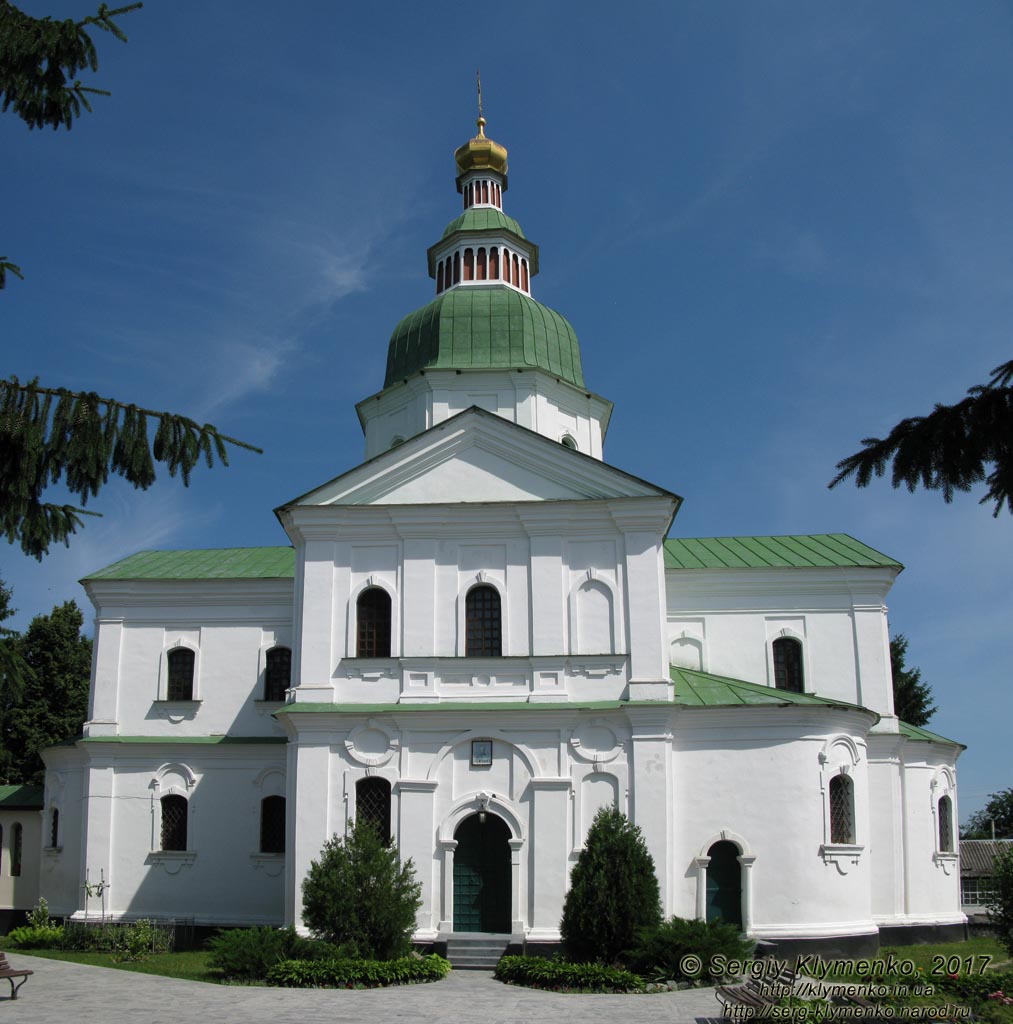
[{"xmin": 445, "ymin": 933, "xmax": 511, "ymax": 970}]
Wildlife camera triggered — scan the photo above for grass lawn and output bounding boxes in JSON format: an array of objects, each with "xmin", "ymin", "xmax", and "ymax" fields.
[
  {"xmin": 15, "ymin": 948, "xmax": 216, "ymax": 982},
  {"xmin": 880, "ymin": 934, "xmax": 1011, "ymax": 971}
]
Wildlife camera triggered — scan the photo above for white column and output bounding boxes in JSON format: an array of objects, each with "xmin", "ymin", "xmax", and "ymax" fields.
[
  {"xmin": 738, "ymin": 854, "xmax": 757, "ymax": 934},
  {"xmin": 396, "ymin": 780, "xmax": 438, "ymax": 937},
  {"xmin": 527, "ymin": 778, "xmax": 571, "ymax": 937},
  {"xmin": 80, "ymin": 757, "xmax": 114, "ymax": 917},
  {"xmin": 509, "ymin": 838, "xmax": 525, "ymax": 934},
  {"xmin": 84, "ymin": 619, "xmax": 122, "ymax": 737},
  {"xmin": 628, "ymin": 708, "xmax": 674, "ymax": 912},
  {"xmin": 695, "ymin": 856, "xmax": 710, "ymax": 920},
  {"xmin": 438, "ymin": 839, "xmax": 457, "ymax": 932},
  {"xmin": 295, "ymin": 539, "xmax": 336, "ymax": 696}
]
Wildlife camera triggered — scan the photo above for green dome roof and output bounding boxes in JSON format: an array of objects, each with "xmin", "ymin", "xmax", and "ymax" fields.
[
  {"xmin": 385, "ymin": 286, "xmax": 584, "ymax": 389},
  {"xmin": 442, "ymin": 208, "xmax": 526, "ymax": 241}
]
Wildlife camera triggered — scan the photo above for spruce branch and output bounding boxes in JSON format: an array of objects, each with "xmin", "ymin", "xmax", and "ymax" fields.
[
  {"xmin": 830, "ymin": 359, "xmax": 1013, "ymax": 517},
  {"xmin": 0, "ymin": 1, "xmax": 142, "ymax": 131},
  {"xmin": 1, "ymin": 258, "xmax": 24, "ymax": 289},
  {"xmin": 1, "ymin": 376, "xmax": 262, "ymax": 559}
]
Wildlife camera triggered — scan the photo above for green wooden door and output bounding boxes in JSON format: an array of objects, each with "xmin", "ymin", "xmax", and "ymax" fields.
[
  {"xmin": 706, "ymin": 840, "xmax": 742, "ymax": 927},
  {"xmin": 453, "ymin": 813, "xmax": 511, "ymax": 933}
]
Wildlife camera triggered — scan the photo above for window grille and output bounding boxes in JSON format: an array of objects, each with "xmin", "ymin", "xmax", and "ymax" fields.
[
  {"xmin": 356, "ymin": 777, "xmax": 391, "ymax": 846},
  {"xmin": 465, "ymin": 585, "xmax": 502, "ymax": 657},
  {"xmin": 264, "ymin": 647, "xmax": 291, "ymax": 701},
  {"xmin": 10, "ymin": 819, "xmax": 22, "ymax": 876},
  {"xmin": 260, "ymin": 796, "xmax": 286, "ymax": 854},
  {"xmin": 11, "ymin": 823, "xmax": 23, "ymax": 876},
  {"xmin": 160, "ymin": 795, "xmax": 188, "ymax": 851},
  {"xmin": 357, "ymin": 588, "xmax": 392, "ymax": 658},
  {"xmin": 50, "ymin": 807, "xmax": 59, "ymax": 848},
  {"xmin": 829, "ymin": 774, "xmax": 854, "ymax": 844},
  {"xmin": 167, "ymin": 648, "xmax": 195, "ymax": 701},
  {"xmin": 938, "ymin": 796, "xmax": 953, "ymax": 852},
  {"xmin": 772, "ymin": 637, "xmax": 804, "ymax": 693},
  {"xmin": 961, "ymin": 876, "xmax": 997, "ymax": 905}
]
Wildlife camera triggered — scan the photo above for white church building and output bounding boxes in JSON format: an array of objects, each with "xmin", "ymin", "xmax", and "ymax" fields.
[{"xmin": 37, "ymin": 117, "xmax": 966, "ymax": 956}]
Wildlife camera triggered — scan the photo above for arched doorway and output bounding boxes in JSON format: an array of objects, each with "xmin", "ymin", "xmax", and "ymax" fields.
[
  {"xmin": 453, "ymin": 812, "xmax": 511, "ymax": 933},
  {"xmin": 706, "ymin": 840, "xmax": 743, "ymax": 927}
]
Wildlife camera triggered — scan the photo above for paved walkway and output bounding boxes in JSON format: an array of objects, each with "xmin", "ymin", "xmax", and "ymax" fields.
[{"xmin": 2, "ymin": 952, "xmax": 725, "ymax": 1024}]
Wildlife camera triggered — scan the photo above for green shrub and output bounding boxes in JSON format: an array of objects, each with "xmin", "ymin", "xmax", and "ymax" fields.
[
  {"xmin": 59, "ymin": 919, "xmax": 172, "ymax": 954},
  {"xmin": 624, "ymin": 916, "xmax": 754, "ymax": 981},
  {"xmin": 266, "ymin": 954, "xmax": 450, "ymax": 988},
  {"xmin": 6, "ymin": 924, "xmax": 65, "ymax": 949},
  {"xmin": 25, "ymin": 897, "xmax": 51, "ymax": 928},
  {"xmin": 988, "ymin": 846, "xmax": 1013, "ymax": 959},
  {"xmin": 207, "ymin": 927, "xmax": 297, "ymax": 980},
  {"xmin": 112, "ymin": 919, "xmax": 170, "ymax": 962},
  {"xmin": 494, "ymin": 955, "xmax": 645, "ymax": 993},
  {"xmin": 301, "ymin": 819, "xmax": 422, "ymax": 960},
  {"xmin": 560, "ymin": 807, "xmax": 662, "ymax": 964}
]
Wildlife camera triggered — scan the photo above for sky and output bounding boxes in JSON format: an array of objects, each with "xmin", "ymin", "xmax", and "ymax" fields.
[{"xmin": 3, "ymin": 0, "xmax": 1011, "ymax": 824}]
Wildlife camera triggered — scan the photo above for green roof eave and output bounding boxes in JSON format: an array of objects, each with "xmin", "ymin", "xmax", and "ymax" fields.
[
  {"xmin": 898, "ymin": 720, "xmax": 966, "ymax": 749},
  {"xmin": 440, "ymin": 207, "xmax": 528, "ymax": 241},
  {"xmin": 664, "ymin": 534, "xmax": 903, "ymax": 571},
  {"xmin": 77, "ymin": 735, "xmax": 288, "ymax": 745},
  {"xmin": 0, "ymin": 784, "xmax": 44, "ymax": 809},
  {"xmin": 670, "ymin": 666, "xmax": 876, "ymax": 718},
  {"xmin": 83, "ymin": 547, "xmax": 296, "ymax": 582}
]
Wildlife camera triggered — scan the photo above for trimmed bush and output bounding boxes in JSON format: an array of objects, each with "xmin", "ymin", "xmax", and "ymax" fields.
[
  {"xmin": 624, "ymin": 916, "xmax": 754, "ymax": 981},
  {"xmin": 302, "ymin": 818, "xmax": 422, "ymax": 960},
  {"xmin": 560, "ymin": 807, "xmax": 662, "ymax": 964},
  {"xmin": 266, "ymin": 954, "xmax": 450, "ymax": 988},
  {"xmin": 495, "ymin": 955, "xmax": 645, "ymax": 993},
  {"xmin": 6, "ymin": 924, "xmax": 65, "ymax": 949},
  {"xmin": 207, "ymin": 926, "xmax": 295, "ymax": 980}
]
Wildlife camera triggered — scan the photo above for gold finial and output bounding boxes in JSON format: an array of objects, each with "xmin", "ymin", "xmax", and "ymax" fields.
[{"xmin": 476, "ymin": 68, "xmax": 486, "ymax": 137}]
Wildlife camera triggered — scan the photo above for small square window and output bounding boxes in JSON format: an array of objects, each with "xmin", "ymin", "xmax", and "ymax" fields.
[{"xmin": 471, "ymin": 739, "xmax": 493, "ymax": 766}]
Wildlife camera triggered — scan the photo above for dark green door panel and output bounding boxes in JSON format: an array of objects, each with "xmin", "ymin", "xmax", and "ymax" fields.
[
  {"xmin": 453, "ymin": 813, "xmax": 511, "ymax": 933},
  {"xmin": 706, "ymin": 840, "xmax": 742, "ymax": 927}
]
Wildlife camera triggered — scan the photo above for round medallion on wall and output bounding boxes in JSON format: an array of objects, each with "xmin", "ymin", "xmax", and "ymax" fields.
[
  {"xmin": 345, "ymin": 723, "xmax": 398, "ymax": 767},
  {"xmin": 569, "ymin": 723, "xmax": 622, "ymax": 764}
]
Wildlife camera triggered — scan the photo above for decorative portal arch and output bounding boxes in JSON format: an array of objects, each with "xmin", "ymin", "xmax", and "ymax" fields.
[
  {"xmin": 427, "ymin": 730, "xmax": 538, "ymax": 785},
  {"xmin": 452, "ymin": 812, "xmax": 512, "ymax": 933},
  {"xmin": 694, "ymin": 830, "xmax": 755, "ymax": 933},
  {"xmin": 437, "ymin": 792, "xmax": 525, "ymax": 935}
]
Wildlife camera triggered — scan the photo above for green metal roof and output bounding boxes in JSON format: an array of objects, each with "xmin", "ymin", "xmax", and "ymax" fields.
[
  {"xmin": 384, "ymin": 286, "xmax": 584, "ymax": 389},
  {"xmin": 664, "ymin": 534, "xmax": 902, "ymax": 570},
  {"xmin": 442, "ymin": 208, "xmax": 527, "ymax": 241},
  {"xmin": 670, "ymin": 666, "xmax": 870, "ymax": 711},
  {"xmin": 0, "ymin": 784, "xmax": 44, "ymax": 809},
  {"xmin": 898, "ymin": 720, "xmax": 965, "ymax": 749},
  {"xmin": 78, "ymin": 735, "xmax": 286, "ymax": 744},
  {"xmin": 83, "ymin": 547, "xmax": 295, "ymax": 581}
]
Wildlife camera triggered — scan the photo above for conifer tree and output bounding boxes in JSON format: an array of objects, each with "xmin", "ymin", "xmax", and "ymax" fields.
[
  {"xmin": 560, "ymin": 807, "xmax": 662, "ymax": 964},
  {"xmin": 0, "ymin": 599, "xmax": 92, "ymax": 785},
  {"xmin": 830, "ymin": 359, "xmax": 1013, "ymax": 516},
  {"xmin": 301, "ymin": 818, "xmax": 422, "ymax": 960},
  {"xmin": 889, "ymin": 634, "xmax": 936, "ymax": 727}
]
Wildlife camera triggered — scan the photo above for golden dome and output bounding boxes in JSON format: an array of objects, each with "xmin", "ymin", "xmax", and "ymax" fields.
[{"xmin": 454, "ymin": 117, "xmax": 508, "ymax": 179}]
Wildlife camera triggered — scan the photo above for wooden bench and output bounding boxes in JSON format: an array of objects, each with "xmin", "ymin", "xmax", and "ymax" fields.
[
  {"xmin": 0, "ymin": 951, "xmax": 33, "ymax": 999},
  {"xmin": 716, "ymin": 965, "xmax": 796, "ymax": 1017}
]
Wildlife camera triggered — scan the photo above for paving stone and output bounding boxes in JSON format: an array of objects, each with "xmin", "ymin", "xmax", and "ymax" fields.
[{"xmin": 1, "ymin": 952, "xmax": 725, "ymax": 1024}]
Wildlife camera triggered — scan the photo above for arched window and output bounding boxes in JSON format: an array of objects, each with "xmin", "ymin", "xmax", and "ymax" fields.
[
  {"xmin": 482, "ymin": 181, "xmax": 489, "ymax": 204},
  {"xmin": 11, "ymin": 822, "xmax": 23, "ymax": 876},
  {"xmin": 50, "ymin": 807, "xmax": 59, "ymax": 848},
  {"xmin": 512, "ymin": 253, "xmax": 520, "ymax": 286},
  {"xmin": 489, "ymin": 247, "xmax": 499, "ymax": 279},
  {"xmin": 503, "ymin": 249, "xmax": 512, "ymax": 283},
  {"xmin": 160, "ymin": 794, "xmax": 188, "ymax": 851},
  {"xmin": 466, "ymin": 584, "xmax": 502, "ymax": 657},
  {"xmin": 938, "ymin": 795, "xmax": 953, "ymax": 853},
  {"xmin": 772, "ymin": 637, "xmax": 803, "ymax": 693},
  {"xmin": 463, "ymin": 247, "xmax": 474, "ymax": 281},
  {"xmin": 521, "ymin": 259, "xmax": 529, "ymax": 291},
  {"xmin": 264, "ymin": 646, "xmax": 291, "ymax": 701},
  {"xmin": 829, "ymin": 774, "xmax": 855, "ymax": 844},
  {"xmin": 260, "ymin": 795, "xmax": 286, "ymax": 854},
  {"xmin": 477, "ymin": 247, "xmax": 487, "ymax": 280},
  {"xmin": 167, "ymin": 647, "xmax": 195, "ymax": 701},
  {"xmin": 356, "ymin": 777, "xmax": 391, "ymax": 845},
  {"xmin": 453, "ymin": 251, "xmax": 460, "ymax": 284},
  {"xmin": 561, "ymin": 434, "xmax": 577, "ymax": 450},
  {"xmin": 357, "ymin": 588, "xmax": 392, "ymax": 658},
  {"xmin": 437, "ymin": 262, "xmax": 444, "ymax": 293}
]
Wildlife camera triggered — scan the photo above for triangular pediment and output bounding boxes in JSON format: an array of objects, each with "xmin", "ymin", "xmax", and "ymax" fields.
[{"xmin": 281, "ymin": 408, "xmax": 677, "ymax": 508}]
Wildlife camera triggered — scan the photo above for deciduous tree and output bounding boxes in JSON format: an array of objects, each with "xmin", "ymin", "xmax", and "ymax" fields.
[{"xmin": 963, "ymin": 789, "xmax": 1013, "ymax": 840}]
